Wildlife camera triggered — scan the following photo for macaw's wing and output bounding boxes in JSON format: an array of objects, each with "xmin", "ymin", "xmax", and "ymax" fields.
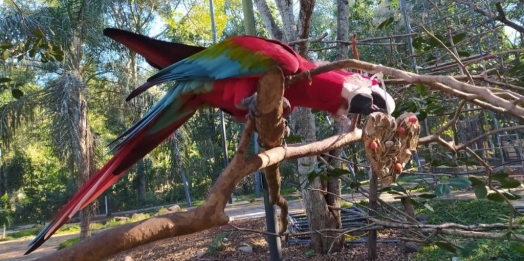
[
  {"xmin": 103, "ymin": 28, "xmax": 205, "ymax": 69},
  {"xmin": 126, "ymin": 36, "xmax": 303, "ymax": 101}
]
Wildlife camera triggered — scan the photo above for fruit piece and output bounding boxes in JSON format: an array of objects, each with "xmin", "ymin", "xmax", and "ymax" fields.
[
  {"xmin": 369, "ymin": 141, "xmax": 378, "ymax": 150},
  {"xmin": 394, "ymin": 162, "xmax": 403, "ymax": 171},
  {"xmin": 408, "ymin": 116, "xmax": 418, "ymax": 124},
  {"xmin": 398, "ymin": 126, "xmax": 406, "ymax": 135}
]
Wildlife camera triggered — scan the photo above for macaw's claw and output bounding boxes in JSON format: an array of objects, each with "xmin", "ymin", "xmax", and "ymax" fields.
[{"xmin": 237, "ymin": 92, "xmax": 260, "ymax": 121}]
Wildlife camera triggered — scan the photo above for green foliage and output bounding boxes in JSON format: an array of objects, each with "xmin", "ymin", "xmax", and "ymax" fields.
[
  {"xmin": 57, "ymin": 237, "xmax": 80, "ymax": 250},
  {"xmin": 207, "ymin": 231, "xmax": 231, "ymax": 253},
  {"xmin": 414, "ymin": 200, "xmax": 524, "ymax": 261},
  {"xmin": 157, "ymin": 207, "xmax": 168, "ymax": 216}
]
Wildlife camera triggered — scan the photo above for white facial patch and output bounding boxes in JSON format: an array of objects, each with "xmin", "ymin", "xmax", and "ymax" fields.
[{"xmin": 339, "ymin": 74, "xmax": 374, "ymax": 114}]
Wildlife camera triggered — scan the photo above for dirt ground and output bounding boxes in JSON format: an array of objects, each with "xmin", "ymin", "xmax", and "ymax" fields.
[{"xmin": 105, "ymin": 218, "xmax": 415, "ymax": 261}]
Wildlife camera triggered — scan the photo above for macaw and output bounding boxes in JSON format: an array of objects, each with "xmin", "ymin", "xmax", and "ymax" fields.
[{"xmin": 26, "ymin": 28, "xmax": 395, "ymax": 254}]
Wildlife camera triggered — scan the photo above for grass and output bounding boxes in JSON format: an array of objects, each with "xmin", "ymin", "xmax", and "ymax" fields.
[
  {"xmin": 411, "ymin": 200, "xmax": 524, "ymax": 261},
  {"xmin": 0, "ymin": 211, "xmax": 154, "ymax": 243},
  {"xmin": 57, "ymin": 237, "xmax": 80, "ymax": 250}
]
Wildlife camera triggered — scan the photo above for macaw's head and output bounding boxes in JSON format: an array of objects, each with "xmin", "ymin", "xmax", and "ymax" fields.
[{"xmin": 339, "ymin": 72, "xmax": 395, "ymax": 116}]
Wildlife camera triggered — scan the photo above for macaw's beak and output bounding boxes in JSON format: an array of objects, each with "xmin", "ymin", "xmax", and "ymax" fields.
[{"xmin": 347, "ymin": 84, "xmax": 395, "ymax": 115}]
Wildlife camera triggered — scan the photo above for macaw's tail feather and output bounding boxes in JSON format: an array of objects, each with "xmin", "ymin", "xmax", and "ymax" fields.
[
  {"xmin": 26, "ymin": 105, "xmax": 197, "ymax": 254},
  {"xmin": 103, "ymin": 28, "xmax": 205, "ymax": 70}
]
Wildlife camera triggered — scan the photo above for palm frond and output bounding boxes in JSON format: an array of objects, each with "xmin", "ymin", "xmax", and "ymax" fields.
[{"xmin": 0, "ymin": 90, "xmax": 45, "ymax": 147}]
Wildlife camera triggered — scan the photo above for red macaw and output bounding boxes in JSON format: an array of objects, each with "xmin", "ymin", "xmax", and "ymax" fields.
[{"xmin": 26, "ymin": 28, "xmax": 395, "ymax": 254}]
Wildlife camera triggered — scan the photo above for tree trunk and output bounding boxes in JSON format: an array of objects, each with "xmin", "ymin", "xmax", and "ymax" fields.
[
  {"xmin": 253, "ymin": 0, "xmax": 283, "ymax": 40},
  {"xmin": 335, "ymin": 0, "xmax": 350, "ymax": 61},
  {"xmin": 271, "ymin": 0, "xmax": 343, "ymax": 254}
]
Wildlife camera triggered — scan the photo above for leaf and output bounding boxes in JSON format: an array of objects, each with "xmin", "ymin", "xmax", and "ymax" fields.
[
  {"xmin": 474, "ymin": 185, "xmax": 487, "ymax": 199},
  {"xmin": 31, "ymin": 28, "xmax": 45, "ymax": 38},
  {"xmin": 405, "ymin": 197, "xmax": 421, "ymax": 207},
  {"xmin": 0, "ymin": 77, "xmax": 12, "ymax": 83},
  {"xmin": 414, "ymin": 84, "xmax": 427, "ymax": 96},
  {"xmin": 326, "ymin": 168, "xmax": 351, "ymax": 178},
  {"xmin": 427, "ymin": 34, "xmax": 445, "ymax": 48},
  {"xmin": 510, "ymin": 242, "xmax": 524, "ymax": 255},
  {"xmin": 418, "ymin": 193, "xmax": 437, "ymax": 199},
  {"xmin": 11, "ymin": 89, "xmax": 23, "ymax": 99},
  {"xmin": 424, "ymin": 203, "xmax": 434, "ymax": 212},
  {"xmin": 452, "ymin": 32, "xmax": 467, "ymax": 44},
  {"xmin": 493, "ymin": 171, "xmax": 509, "ymax": 181},
  {"xmin": 468, "ymin": 177, "xmax": 484, "ymax": 186},
  {"xmin": 285, "ymin": 134, "xmax": 302, "ymax": 143},
  {"xmin": 378, "ymin": 187, "xmax": 391, "ymax": 193},
  {"xmin": 448, "ymin": 177, "xmax": 472, "ymax": 189},
  {"xmin": 377, "ymin": 17, "xmax": 395, "ymax": 30},
  {"xmin": 487, "ymin": 193, "xmax": 505, "ymax": 202},
  {"xmin": 500, "ymin": 179, "xmax": 521, "ymax": 189},
  {"xmin": 307, "ymin": 171, "xmax": 319, "ymax": 184},
  {"xmin": 311, "ymin": 109, "xmax": 321, "ymax": 114},
  {"xmin": 458, "ymin": 240, "xmax": 478, "ymax": 257},
  {"xmin": 391, "ymin": 185, "xmax": 407, "ymax": 194},
  {"xmin": 0, "ymin": 42, "xmax": 13, "ymax": 49},
  {"xmin": 502, "ymin": 192, "xmax": 521, "ymax": 200},
  {"xmin": 434, "ymin": 241, "xmax": 457, "ymax": 254},
  {"xmin": 3, "ymin": 50, "xmax": 10, "ymax": 60},
  {"xmin": 435, "ymin": 184, "xmax": 451, "ymax": 196},
  {"xmin": 416, "ymin": 111, "xmax": 427, "ymax": 121},
  {"xmin": 457, "ymin": 51, "xmax": 471, "ymax": 57},
  {"xmin": 305, "ymin": 249, "xmax": 315, "ymax": 258},
  {"xmin": 412, "ymin": 37, "xmax": 423, "ymax": 50},
  {"xmin": 350, "ymin": 181, "xmax": 361, "ymax": 189}
]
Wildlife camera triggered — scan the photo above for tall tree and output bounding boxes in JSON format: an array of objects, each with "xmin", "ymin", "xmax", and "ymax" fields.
[{"xmin": 254, "ymin": 0, "xmax": 344, "ymax": 254}]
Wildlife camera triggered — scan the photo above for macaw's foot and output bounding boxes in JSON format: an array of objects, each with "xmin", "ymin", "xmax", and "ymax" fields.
[
  {"xmin": 257, "ymin": 118, "xmax": 290, "ymax": 149},
  {"xmin": 237, "ymin": 93, "xmax": 292, "ymax": 121}
]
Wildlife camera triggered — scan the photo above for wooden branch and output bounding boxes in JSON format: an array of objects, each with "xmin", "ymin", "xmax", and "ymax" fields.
[
  {"xmin": 450, "ymin": 0, "xmax": 524, "ymax": 33},
  {"xmin": 35, "ymin": 120, "xmax": 256, "ymax": 261},
  {"xmin": 254, "ymin": 66, "xmax": 289, "ymax": 234},
  {"xmin": 288, "ymin": 32, "xmax": 329, "ymax": 45},
  {"xmin": 370, "ymin": 217, "xmax": 524, "ymax": 242}
]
